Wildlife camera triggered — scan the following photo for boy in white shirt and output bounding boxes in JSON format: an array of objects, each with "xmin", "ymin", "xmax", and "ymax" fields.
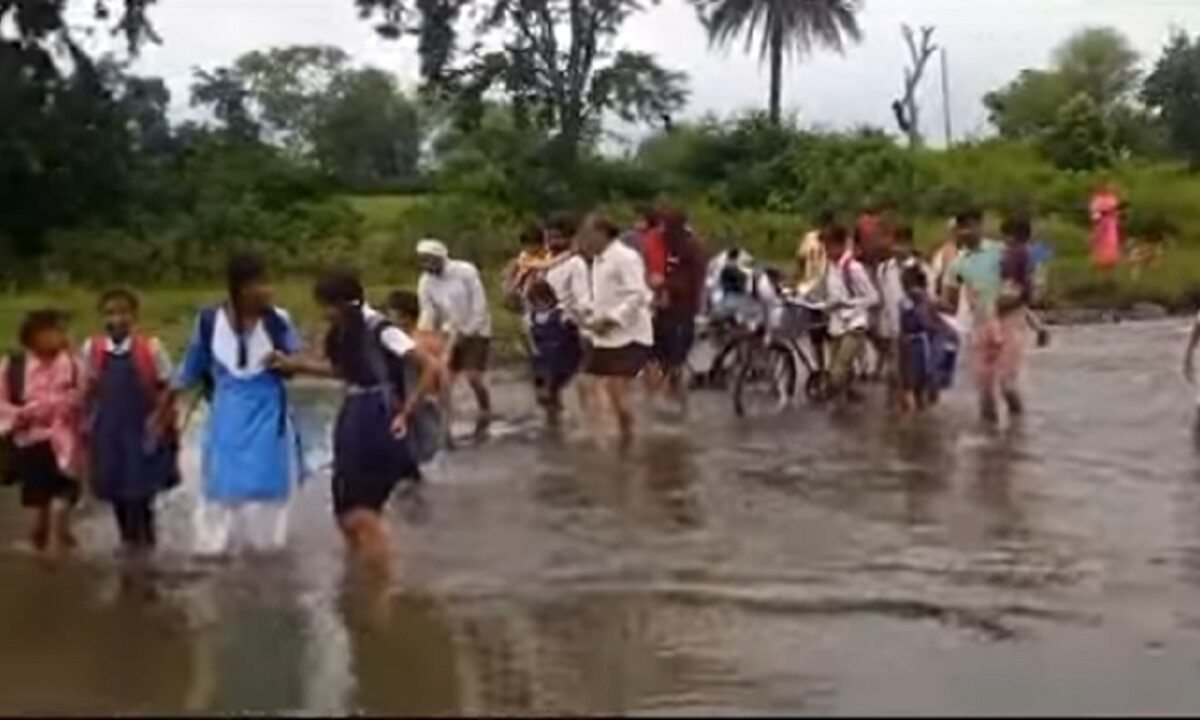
[
  {"xmin": 823, "ymin": 224, "xmax": 880, "ymax": 404},
  {"xmin": 577, "ymin": 214, "xmax": 654, "ymax": 445}
]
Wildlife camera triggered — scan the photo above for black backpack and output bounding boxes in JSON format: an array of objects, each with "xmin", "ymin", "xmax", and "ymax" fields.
[{"xmin": 0, "ymin": 353, "xmax": 27, "ymax": 486}]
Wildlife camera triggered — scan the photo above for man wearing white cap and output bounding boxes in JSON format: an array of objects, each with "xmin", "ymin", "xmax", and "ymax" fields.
[{"xmin": 415, "ymin": 239, "xmax": 493, "ymax": 437}]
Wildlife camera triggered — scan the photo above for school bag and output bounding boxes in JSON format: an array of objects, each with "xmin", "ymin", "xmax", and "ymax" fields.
[
  {"xmin": 0, "ymin": 353, "xmax": 26, "ymax": 487},
  {"xmin": 362, "ymin": 315, "xmax": 442, "ymax": 466},
  {"xmin": 88, "ymin": 334, "xmax": 162, "ymax": 401},
  {"xmin": 196, "ymin": 306, "xmax": 293, "ymax": 396},
  {"xmin": 0, "ymin": 352, "xmax": 79, "ymax": 487},
  {"xmin": 87, "ymin": 334, "xmax": 182, "ymax": 490}
]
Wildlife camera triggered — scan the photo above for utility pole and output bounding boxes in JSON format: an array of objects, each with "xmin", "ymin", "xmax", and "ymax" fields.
[{"xmin": 940, "ymin": 47, "xmax": 953, "ymax": 147}]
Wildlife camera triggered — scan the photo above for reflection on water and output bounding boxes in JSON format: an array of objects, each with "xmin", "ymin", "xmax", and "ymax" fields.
[{"xmin": 5, "ymin": 321, "xmax": 1200, "ymax": 714}]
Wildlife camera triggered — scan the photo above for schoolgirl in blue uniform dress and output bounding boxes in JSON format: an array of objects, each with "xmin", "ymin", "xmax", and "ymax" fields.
[{"xmin": 271, "ymin": 271, "xmax": 439, "ymax": 568}]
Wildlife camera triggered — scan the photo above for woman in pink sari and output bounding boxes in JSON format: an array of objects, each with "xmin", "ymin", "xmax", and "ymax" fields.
[{"xmin": 1090, "ymin": 183, "xmax": 1122, "ymax": 272}]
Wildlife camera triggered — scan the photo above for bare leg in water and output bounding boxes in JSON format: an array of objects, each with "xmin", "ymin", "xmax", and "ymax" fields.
[
  {"xmin": 340, "ymin": 509, "xmax": 391, "ymax": 580},
  {"xmin": 461, "ymin": 369, "xmax": 493, "ymax": 435},
  {"xmin": 605, "ymin": 376, "xmax": 636, "ymax": 448},
  {"xmin": 27, "ymin": 506, "xmax": 49, "ymax": 553}
]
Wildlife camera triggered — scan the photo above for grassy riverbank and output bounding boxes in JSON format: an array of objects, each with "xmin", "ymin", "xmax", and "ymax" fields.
[
  {"xmin": 0, "ymin": 280, "xmax": 528, "ymax": 361},
  {"xmin": 4, "ymin": 192, "xmax": 1198, "ymax": 358}
]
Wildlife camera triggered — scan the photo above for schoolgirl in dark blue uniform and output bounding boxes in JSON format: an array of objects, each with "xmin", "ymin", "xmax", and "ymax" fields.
[{"xmin": 270, "ymin": 271, "xmax": 439, "ymax": 568}]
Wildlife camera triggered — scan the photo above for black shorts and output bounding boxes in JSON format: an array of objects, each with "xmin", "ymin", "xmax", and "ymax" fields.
[
  {"xmin": 653, "ymin": 313, "xmax": 697, "ymax": 369},
  {"xmin": 449, "ymin": 336, "xmax": 491, "ymax": 373},
  {"xmin": 12, "ymin": 442, "xmax": 80, "ymax": 509},
  {"xmin": 586, "ymin": 343, "xmax": 650, "ymax": 378}
]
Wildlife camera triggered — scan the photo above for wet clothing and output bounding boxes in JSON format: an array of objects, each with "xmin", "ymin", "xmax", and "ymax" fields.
[
  {"xmin": 112, "ymin": 498, "xmax": 155, "ymax": 547},
  {"xmin": 12, "ymin": 441, "xmax": 80, "ymax": 508},
  {"xmin": 448, "ymin": 336, "xmax": 490, "ymax": 373},
  {"xmin": 1090, "ymin": 190, "xmax": 1121, "ymax": 271},
  {"xmin": 899, "ymin": 297, "xmax": 958, "ymax": 395},
  {"xmin": 949, "ymin": 239, "xmax": 1006, "ymax": 326},
  {"xmin": 418, "ymin": 259, "xmax": 493, "ymax": 338},
  {"xmin": 644, "ymin": 231, "xmax": 705, "ymax": 318},
  {"xmin": 83, "ymin": 335, "xmax": 178, "ymax": 505},
  {"xmin": 0, "ymin": 351, "xmax": 83, "ymax": 482},
  {"xmin": 970, "ymin": 311, "xmax": 1026, "ymax": 396},
  {"xmin": 588, "ymin": 240, "xmax": 654, "ymax": 350},
  {"xmin": 1001, "ymin": 243, "xmax": 1035, "ymax": 309},
  {"xmin": 544, "ymin": 253, "xmax": 590, "ymax": 326},
  {"xmin": 174, "ymin": 305, "xmax": 303, "ymax": 555},
  {"xmin": 795, "ymin": 230, "xmax": 827, "ymax": 295},
  {"xmin": 328, "ymin": 306, "xmax": 421, "ymax": 518},
  {"xmin": 586, "ymin": 344, "xmax": 649, "ymax": 378},
  {"xmin": 652, "ymin": 313, "xmax": 696, "ymax": 370},
  {"xmin": 824, "ymin": 252, "xmax": 880, "ymax": 338},
  {"xmin": 829, "ymin": 331, "xmax": 868, "ymax": 390},
  {"xmin": 527, "ymin": 306, "xmax": 583, "ymax": 395}
]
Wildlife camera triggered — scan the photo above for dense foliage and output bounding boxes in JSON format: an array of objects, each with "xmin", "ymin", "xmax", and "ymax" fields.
[{"xmin": 2, "ymin": 2, "xmax": 1199, "ymax": 303}]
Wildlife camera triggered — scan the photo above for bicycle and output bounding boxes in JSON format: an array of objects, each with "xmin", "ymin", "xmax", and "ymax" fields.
[{"xmin": 731, "ymin": 297, "xmax": 832, "ymax": 418}]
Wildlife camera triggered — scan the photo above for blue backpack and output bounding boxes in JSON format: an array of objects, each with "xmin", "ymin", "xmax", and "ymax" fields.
[{"xmin": 195, "ymin": 306, "xmax": 292, "ymax": 397}]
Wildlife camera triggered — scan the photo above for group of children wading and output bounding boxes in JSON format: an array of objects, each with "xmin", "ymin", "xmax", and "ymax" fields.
[{"xmin": 0, "ymin": 202, "xmax": 1052, "ymax": 570}]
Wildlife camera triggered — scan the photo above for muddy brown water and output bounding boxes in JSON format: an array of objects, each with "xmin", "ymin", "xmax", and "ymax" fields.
[{"xmin": 2, "ymin": 320, "xmax": 1200, "ymax": 715}]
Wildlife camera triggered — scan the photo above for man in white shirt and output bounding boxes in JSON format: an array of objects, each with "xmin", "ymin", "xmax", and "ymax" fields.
[
  {"xmin": 415, "ymin": 239, "xmax": 493, "ymax": 436},
  {"xmin": 822, "ymin": 224, "xmax": 880, "ymax": 403},
  {"xmin": 577, "ymin": 214, "xmax": 654, "ymax": 444},
  {"xmin": 543, "ymin": 215, "xmax": 591, "ymax": 326}
]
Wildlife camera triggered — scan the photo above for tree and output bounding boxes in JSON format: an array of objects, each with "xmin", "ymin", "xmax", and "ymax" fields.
[
  {"xmin": 1055, "ymin": 27, "xmax": 1140, "ymax": 110},
  {"xmin": 1143, "ymin": 32, "xmax": 1200, "ymax": 167},
  {"xmin": 696, "ymin": 0, "xmax": 862, "ymax": 125},
  {"xmin": 190, "ymin": 67, "xmax": 261, "ymax": 142},
  {"xmin": 985, "ymin": 27, "xmax": 1140, "ymax": 140},
  {"xmin": 312, "ymin": 68, "xmax": 423, "ymax": 189},
  {"xmin": 358, "ymin": 0, "xmax": 688, "ymax": 170},
  {"xmin": 1, "ymin": 1, "xmax": 159, "ymax": 253},
  {"xmin": 984, "ymin": 69, "xmax": 1071, "ymax": 139},
  {"xmin": 233, "ymin": 46, "xmax": 351, "ymax": 155},
  {"xmin": 892, "ymin": 24, "xmax": 936, "ymax": 148},
  {"xmin": 1040, "ymin": 93, "xmax": 1113, "ymax": 171}
]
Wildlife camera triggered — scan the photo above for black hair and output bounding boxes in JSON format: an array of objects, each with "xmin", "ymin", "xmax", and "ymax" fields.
[
  {"xmin": 519, "ymin": 224, "xmax": 545, "ymax": 248},
  {"xmin": 97, "ymin": 286, "xmax": 140, "ymax": 313},
  {"xmin": 546, "ymin": 213, "xmax": 579, "ymax": 239},
  {"xmin": 19, "ymin": 309, "xmax": 67, "ymax": 348},
  {"xmin": 314, "ymin": 269, "xmax": 372, "ymax": 383},
  {"xmin": 386, "ymin": 289, "xmax": 421, "ymax": 322},
  {"xmin": 526, "ymin": 279, "xmax": 558, "ymax": 308},
  {"xmin": 314, "ymin": 268, "xmax": 365, "ymax": 308},
  {"xmin": 823, "ymin": 223, "xmax": 850, "ymax": 247},
  {"xmin": 955, "ymin": 208, "xmax": 984, "ymax": 228},
  {"xmin": 901, "ymin": 265, "xmax": 929, "ymax": 293},
  {"xmin": 660, "ymin": 207, "xmax": 692, "ymax": 257},
  {"xmin": 635, "ymin": 205, "xmax": 659, "ymax": 226},
  {"xmin": 227, "ymin": 251, "xmax": 268, "ymax": 305},
  {"xmin": 1006, "ymin": 215, "xmax": 1033, "ymax": 242},
  {"xmin": 590, "ymin": 215, "xmax": 620, "ymax": 241}
]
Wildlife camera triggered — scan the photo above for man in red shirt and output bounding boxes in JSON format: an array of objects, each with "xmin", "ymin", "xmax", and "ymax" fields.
[{"xmin": 643, "ymin": 207, "xmax": 705, "ymax": 406}]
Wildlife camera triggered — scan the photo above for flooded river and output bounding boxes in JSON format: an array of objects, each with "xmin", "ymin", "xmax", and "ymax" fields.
[{"xmin": 2, "ymin": 320, "xmax": 1200, "ymax": 715}]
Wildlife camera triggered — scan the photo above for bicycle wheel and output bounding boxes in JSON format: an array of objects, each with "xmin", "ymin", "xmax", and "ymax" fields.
[{"xmin": 733, "ymin": 341, "xmax": 799, "ymax": 418}]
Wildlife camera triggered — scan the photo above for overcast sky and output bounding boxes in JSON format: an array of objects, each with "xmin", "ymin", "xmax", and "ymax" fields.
[{"xmin": 97, "ymin": 0, "xmax": 1200, "ymax": 145}]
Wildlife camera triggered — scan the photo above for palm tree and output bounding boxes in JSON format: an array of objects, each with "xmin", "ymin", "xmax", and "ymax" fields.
[{"xmin": 700, "ymin": 0, "xmax": 863, "ymax": 124}]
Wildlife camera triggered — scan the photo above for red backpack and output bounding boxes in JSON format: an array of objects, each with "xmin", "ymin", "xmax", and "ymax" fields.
[{"xmin": 89, "ymin": 334, "xmax": 163, "ymax": 400}]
